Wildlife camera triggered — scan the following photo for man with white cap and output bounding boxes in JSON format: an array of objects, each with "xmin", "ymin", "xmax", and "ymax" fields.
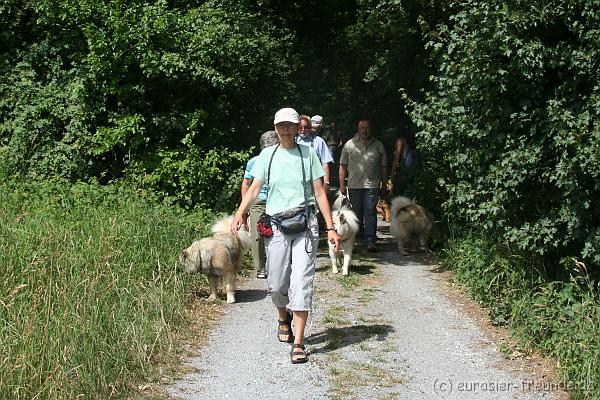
[
  {"xmin": 310, "ymin": 115, "xmax": 324, "ymax": 135},
  {"xmin": 231, "ymin": 107, "xmax": 340, "ymax": 364}
]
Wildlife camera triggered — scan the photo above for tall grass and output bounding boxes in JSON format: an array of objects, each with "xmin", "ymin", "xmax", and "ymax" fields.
[
  {"xmin": 443, "ymin": 234, "xmax": 600, "ymax": 400},
  {"xmin": 0, "ymin": 180, "xmax": 213, "ymax": 399}
]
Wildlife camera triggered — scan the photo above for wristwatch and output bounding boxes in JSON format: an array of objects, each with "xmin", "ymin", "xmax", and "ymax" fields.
[{"xmin": 325, "ymin": 227, "xmax": 337, "ymax": 232}]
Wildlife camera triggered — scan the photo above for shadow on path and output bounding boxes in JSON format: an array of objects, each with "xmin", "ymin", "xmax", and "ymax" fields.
[
  {"xmin": 234, "ymin": 288, "xmax": 269, "ymax": 303},
  {"xmin": 305, "ymin": 323, "xmax": 394, "ymax": 355},
  {"xmin": 315, "ymin": 262, "xmax": 377, "ymax": 275}
]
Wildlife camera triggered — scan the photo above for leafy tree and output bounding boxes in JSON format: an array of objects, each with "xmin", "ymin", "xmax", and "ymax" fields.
[
  {"xmin": 243, "ymin": 0, "xmax": 448, "ymax": 134},
  {"xmin": 0, "ymin": 0, "xmax": 450, "ymax": 209},
  {"xmin": 410, "ymin": 0, "xmax": 600, "ymax": 269},
  {"xmin": 0, "ymin": 0, "xmax": 297, "ymax": 208}
]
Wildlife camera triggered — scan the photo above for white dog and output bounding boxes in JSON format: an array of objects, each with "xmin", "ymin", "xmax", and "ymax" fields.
[
  {"xmin": 332, "ymin": 190, "xmax": 351, "ymax": 210},
  {"xmin": 389, "ymin": 196, "xmax": 434, "ymax": 255},
  {"xmin": 179, "ymin": 216, "xmax": 252, "ymax": 303},
  {"xmin": 329, "ymin": 193, "xmax": 359, "ymax": 276}
]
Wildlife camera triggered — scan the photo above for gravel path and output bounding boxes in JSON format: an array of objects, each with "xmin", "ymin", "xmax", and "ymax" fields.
[{"xmin": 166, "ymin": 221, "xmax": 562, "ymax": 400}]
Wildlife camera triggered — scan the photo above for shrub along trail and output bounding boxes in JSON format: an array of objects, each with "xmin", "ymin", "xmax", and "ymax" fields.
[{"xmin": 166, "ymin": 221, "xmax": 565, "ymax": 400}]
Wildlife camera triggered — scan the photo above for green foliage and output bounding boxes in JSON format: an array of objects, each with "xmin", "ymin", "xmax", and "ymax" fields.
[
  {"xmin": 0, "ymin": 0, "xmax": 452, "ymax": 209},
  {"xmin": 444, "ymin": 233, "xmax": 536, "ymax": 325},
  {"xmin": 0, "ymin": 0, "xmax": 296, "ymax": 209},
  {"xmin": 345, "ymin": 0, "xmax": 442, "ymax": 98},
  {"xmin": 413, "ymin": 2, "xmax": 600, "ymax": 394},
  {"xmin": 126, "ymin": 145, "xmax": 252, "ymax": 210},
  {"xmin": 410, "ymin": 0, "xmax": 600, "ymax": 269},
  {"xmin": 512, "ymin": 271, "xmax": 600, "ymax": 399},
  {"xmin": 314, "ymin": 0, "xmax": 447, "ymax": 127},
  {"xmin": 0, "ymin": 179, "xmax": 213, "ymax": 400},
  {"xmin": 443, "ymin": 236, "xmax": 600, "ymax": 399}
]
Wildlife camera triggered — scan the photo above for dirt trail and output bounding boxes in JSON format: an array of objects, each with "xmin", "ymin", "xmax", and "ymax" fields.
[{"xmin": 166, "ymin": 221, "xmax": 565, "ymax": 400}]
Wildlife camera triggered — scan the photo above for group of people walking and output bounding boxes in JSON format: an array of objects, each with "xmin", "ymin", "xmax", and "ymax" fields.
[{"xmin": 231, "ymin": 107, "xmax": 420, "ymax": 364}]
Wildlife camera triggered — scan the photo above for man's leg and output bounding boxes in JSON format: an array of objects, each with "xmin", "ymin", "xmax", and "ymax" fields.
[
  {"xmin": 348, "ymin": 189, "xmax": 365, "ymax": 243},
  {"xmin": 392, "ymin": 174, "xmax": 405, "ymax": 197},
  {"xmin": 364, "ymin": 188, "xmax": 379, "ymax": 248}
]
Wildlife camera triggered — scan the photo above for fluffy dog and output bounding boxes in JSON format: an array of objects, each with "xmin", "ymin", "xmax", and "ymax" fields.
[
  {"xmin": 179, "ymin": 216, "xmax": 252, "ymax": 303},
  {"xmin": 332, "ymin": 191, "xmax": 351, "ymax": 210},
  {"xmin": 390, "ymin": 196, "xmax": 434, "ymax": 255},
  {"xmin": 329, "ymin": 193, "xmax": 359, "ymax": 276},
  {"xmin": 376, "ymin": 199, "xmax": 391, "ymax": 222}
]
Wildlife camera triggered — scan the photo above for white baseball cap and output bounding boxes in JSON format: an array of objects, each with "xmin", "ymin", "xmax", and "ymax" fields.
[
  {"xmin": 311, "ymin": 115, "xmax": 323, "ymax": 127},
  {"xmin": 274, "ymin": 107, "xmax": 300, "ymax": 124}
]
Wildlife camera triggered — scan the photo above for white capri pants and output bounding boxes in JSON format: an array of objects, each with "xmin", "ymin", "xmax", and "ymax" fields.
[{"xmin": 265, "ymin": 216, "xmax": 319, "ymax": 311}]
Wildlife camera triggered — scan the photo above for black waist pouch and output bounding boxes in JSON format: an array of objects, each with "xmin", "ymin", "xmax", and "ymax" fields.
[{"xmin": 270, "ymin": 206, "xmax": 308, "ymax": 235}]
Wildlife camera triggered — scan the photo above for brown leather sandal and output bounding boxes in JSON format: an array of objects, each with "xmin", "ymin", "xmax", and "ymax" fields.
[
  {"xmin": 290, "ymin": 343, "xmax": 308, "ymax": 364},
  {"xmin": 277, "ymin": 312, "xmax": 294, "ymax": 343}
]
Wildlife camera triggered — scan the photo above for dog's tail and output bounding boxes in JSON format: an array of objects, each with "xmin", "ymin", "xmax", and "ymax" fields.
[
  {"xmin": 332, "ymin": 206, "xmax": 359, "ymax": 235},
  {"xmin": 212, "ymin": 216, "xmax": 252, "ymax": 249},
  {"xmin": 390, "ymin": 196, "xmax": 413, "ymax": 219},
  {"xmin": 211, "ymin": 215, "xmax": 233, "ymax": 234},
  {"xmin": 333, "ymin": 191, "xmax": 351, "ymax": 210}
]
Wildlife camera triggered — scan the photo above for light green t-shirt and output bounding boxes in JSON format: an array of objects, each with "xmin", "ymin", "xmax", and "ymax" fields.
[{"xmin": 250, "ymin": 144, "xmax": 325, "ymax": 216}]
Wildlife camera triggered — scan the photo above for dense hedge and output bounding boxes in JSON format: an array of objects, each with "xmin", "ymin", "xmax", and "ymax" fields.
[
  {"xmin": 0, "ymin": 0, "xmax": 448, "ymax": 210},
  {"xmin": 0, "ymin": 0, "xmax": 295, "ymax": 209},
  {"xmin": 411, "ymin": 0, "xmax": 600, "ymax": 269}
]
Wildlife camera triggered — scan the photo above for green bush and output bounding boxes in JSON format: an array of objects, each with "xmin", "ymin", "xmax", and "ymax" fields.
[
  {"xmin": 512, "ymin": 267, "xmax": 600, "ymax": 399},
  {"xmin": 443, "ymin": 233, "xmax": 535, "ymax": 325},
  {"xmin": 410, "ymin": 0, "xmax": 600, "ymax": 269},
  {"xmin": 0, "ymin": 180, "xmax": 213, "ymax": 399},
  {"xmin": 0, "ymin": 0, "xmax": 296, "ymax": 210},
  {"xmin": 124, "ymin": 145, "xmax": 252, "ymax": 210}
]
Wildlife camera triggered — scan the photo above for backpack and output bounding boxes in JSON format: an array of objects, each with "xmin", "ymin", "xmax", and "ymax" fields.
[{"xmin": 403, "ymin": 146, "xmax": 422, "ymax": 171}]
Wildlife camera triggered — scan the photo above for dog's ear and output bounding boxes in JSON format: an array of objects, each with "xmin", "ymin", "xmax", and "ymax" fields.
[{"xmin": 180, "ymin": 250, "xmax": 188, "ymax": 261}]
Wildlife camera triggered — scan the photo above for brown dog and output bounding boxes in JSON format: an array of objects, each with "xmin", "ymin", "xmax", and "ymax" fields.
[
  {"xmin": 389, "ymin": 196, "xmax": 434, "ymax": 255},
  {"xmin": 376, "ymin": 178, "xmax": 393, "ymax": 222},
  {"xmin": 179, "ymin": 216, "xmax": 252, "ymax": 303},
  {"xmin": 376, "ymin": 199, "xmax": 392, "ymax": 222}
]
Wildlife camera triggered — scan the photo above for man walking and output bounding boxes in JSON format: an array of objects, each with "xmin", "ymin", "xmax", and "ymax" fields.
[
  {"xmin": 296, "ymin": 114, "xmax": 333, "ymax": 192},
  {"xmin": 339, "ymin": 119, "xmax": 387, "ymax": 252}
]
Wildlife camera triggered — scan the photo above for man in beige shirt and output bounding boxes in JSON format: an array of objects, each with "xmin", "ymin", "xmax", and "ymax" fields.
[{"xmin": 339, "ymin": 119, "xmax": 387, "ymax": 252}]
